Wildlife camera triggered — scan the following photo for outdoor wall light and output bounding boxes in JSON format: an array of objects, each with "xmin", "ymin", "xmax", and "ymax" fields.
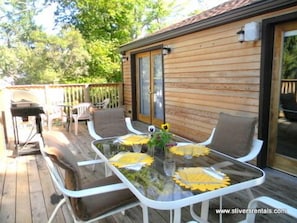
[
  {"xmin": 244, "ymin": 21, "xmax": 260, "ymax": 41},
  {"xmin": 162, "ymin": 47, "xmax": 171, "ymax": 55},
  {"xmin": 121, "ymin": 55, "xmax": 128, "ymax": 62},
  {"xmin": 237, "ymin": 28, "xmax": 245, "ymax": 43},
  {"xmin": 237, "ymin": 22, "xmax": 260, "ymax": 43}
]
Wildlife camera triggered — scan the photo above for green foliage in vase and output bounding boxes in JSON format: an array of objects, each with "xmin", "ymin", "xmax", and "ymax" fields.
[{"xmin": 148, "ymin": 123, "xmax": 172, "ymax": 150}]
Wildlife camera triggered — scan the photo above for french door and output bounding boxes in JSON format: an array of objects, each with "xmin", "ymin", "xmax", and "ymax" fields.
[
  {"xmin": 268, "ymin": 21, "xmax": 297, "ymax": 176},
  {"xmin": 136, "ymin": 50, "xmax": 164, "ymax": 126}
]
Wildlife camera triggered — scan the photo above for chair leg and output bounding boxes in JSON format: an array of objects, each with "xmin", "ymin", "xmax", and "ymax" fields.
[
  {"xmin": 219, "ymin": 196, "xmax": 223, "ymax": 223},
  {"xmin": 246, "ymin": 188, "xmax": 254, "ymax": 200},
  {"xmin": 48, "ymin": 197, "xmax": 66, "ymax": 223},
  {"xmin": 190, "ymin": 201, "xmax": 210, "ymax": 223},
  {"xmin": 92, "ymin": 153, "xmax": 98, "ymax": 171},
  {"xmin": 217, "ymin": 190, "xmax": 253, "ymax": 223},
  {"xmin": 72, "ymin": 118, "xmax": 78, "ymax": 135}
]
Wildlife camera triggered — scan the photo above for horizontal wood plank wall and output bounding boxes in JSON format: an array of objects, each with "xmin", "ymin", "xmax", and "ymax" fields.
[
  {"xmin": 122, "ymin": 60, "xmax": 133, "ymax": 116},
  {"xmin": 123, "ymin": 6, "xmax": 297, "ymax": 142},
  {"xmin": 164, "ymin": 19, "xmax": 261, "ymax": 142}
]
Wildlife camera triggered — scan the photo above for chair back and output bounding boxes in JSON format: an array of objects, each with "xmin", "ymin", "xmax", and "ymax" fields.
[
  {"xmin": 41, "ymin": 144, "xmax": 87, "ymax": 220},
  {"xmin": 208, "ymin": 112, "xmax": 260, "ymax": 160},
  {"xmin": 91, "ymin": 107, "xmax": 129, "ymax": 138},
  {"xmin": 280, "ymin": 93, "xmax": 297, "ymax": 121},
  {"xmin": 72, "ymin": 102, "xmax": 92, "ymax": 120},
  {"xmin": 40, "ymin": 132, "xmax": 143, "ymax": 222}
]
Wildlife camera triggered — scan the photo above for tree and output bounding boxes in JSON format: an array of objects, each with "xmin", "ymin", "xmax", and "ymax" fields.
[
  {"xmin": 0, "ymin": 0, "xmax": 46, "ymax": 83},
  {"xmin": 15, "ymin": 28, "xmax": 91, "ymax": 84},
  {"xmin": 0, "ymin": 1, "xmax": 92, "ymax": 84},
  {"xmin": 0, "ymin": 0, "xmax": 195, "ymax": 84},
  {"xmin": 0, "ymin": 0, "xmax": 44, "ymax": 48},
  {"xmin": 55, "ymin": 0, "xmax": 172, "ymax": 42},
  {"xmin": 53, "ymin": 0, "xmax": 173, "ymax": 82}
]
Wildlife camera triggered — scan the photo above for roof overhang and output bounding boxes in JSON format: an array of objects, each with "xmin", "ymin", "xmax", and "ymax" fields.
[{"xmin": 119, "ymin": 0, "xmax": 297, "ymax": 53}]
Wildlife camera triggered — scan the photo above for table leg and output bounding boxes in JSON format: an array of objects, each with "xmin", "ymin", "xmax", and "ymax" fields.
[
  {"xmin": 201, "ymin": 200, "xmax": 209, "ymax": 220},
  {"xmin": 141, "ymin": 204, "xmax": 149, "ymax": 223},
  {"xmin": 173, "ymin": 208, "xmax": 181, "ymax": 223}
]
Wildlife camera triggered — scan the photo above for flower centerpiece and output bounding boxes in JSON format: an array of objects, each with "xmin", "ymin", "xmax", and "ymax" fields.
[{"xmin": 147, "ymin": 123, "xmax": 174, "ymax": 157}]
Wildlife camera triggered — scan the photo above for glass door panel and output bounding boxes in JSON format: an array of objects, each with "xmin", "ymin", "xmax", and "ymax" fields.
[
  {"xmin": 136, "ymin": 50, "xmax": 164, "ymax": 125},
  {"xmin": 277, "ymin": 30, "xmax": 297, "ymax": 159},
  {"xmin": 139, "ymin": 56, "xmax": 150, "ymax": 116},
  {"xmin": 152, "ymin": 51, "xmax": 164, "ymax": 125},
  {"xmin": 268, "ymin": 21, "xmax": 297, "ymax": 176}
]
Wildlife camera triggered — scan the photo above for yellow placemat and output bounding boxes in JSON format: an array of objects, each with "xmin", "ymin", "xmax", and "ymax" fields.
[
  {"xmin": 173, "ymin": 167, "xmax": 230, "ymax": 192},
  {"xmin": 109, "ymin": 152, "xmax": 154, "ymax": 168},
  {"xmin": 118, "ymin": 134, "xmax": 150, "ymax": 146},
  {"xmin": 169, "ymin": 144, "xmax": 210, "ymax": 157}
]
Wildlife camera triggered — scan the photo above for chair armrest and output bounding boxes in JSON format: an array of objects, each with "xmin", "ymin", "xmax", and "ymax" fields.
[
  {"xmin": 242, "ymin": 196, "xmax": 297, "ymax": 223},
  {"xmin": 87, "ymin": 120, "xmax": 103, "ymax": 140},
  {"xmin": 237, "ymin": 139, "xmax": 263, "ymax": 162},
  {"xmin": 198, "ymin": 128, "xmax": 215, "ymax": 146},
  {"xmin": 77, "ymin": 159, "xmax": 105, "ymax": 166},
  {"xmin": 280, "ymin": 104, "xmax": 297, "ymax": 114},
  {"xmin": 55, "ymin": 180, "xmax": 129, "ymax": 198},
  {"xmin": 125, "ymin": 117, "xmax": 143, "ymax": 135}
]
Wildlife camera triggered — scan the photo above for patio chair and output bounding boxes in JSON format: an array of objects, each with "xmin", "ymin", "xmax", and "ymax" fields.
[
  {"xmin": 87, "ymin": 107, "xmax": 143, "ymax": 175},
  {"xmin": 190, "ymin": 112, "xmax": 263, "ymax": 223},
  {"xmin": 94, "ymin": 98, "xmax": 110, "ymax": 109},
  {"xmin": 280, "ymin": 93, "xmax": 297, "ymax": 121},
  {"xmin": 70, "ymin": 102, "xmax": 92, "ymax": 135},
  {"xmin": 239, "ymin": 196, "xmax": 297, "ymax": 222},
  {"xmin": 39, "ymin": 136, "xmax": 148, "ymax": 223},
  {"xmin": 199, "ymin": 112, "xmax": 263, "ymax": 162},
  {"xmin": 87, "ymin": 107, "xmax": 143, "ymax": 140},
  {"xmin": 45, "ymin": 105, "xmax": 67, "ymax": 131}
]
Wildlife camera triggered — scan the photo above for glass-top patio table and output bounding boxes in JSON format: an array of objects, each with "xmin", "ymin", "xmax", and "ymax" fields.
[{"xmin": 91, "ymin": 135, "xmax": 265, "ymax": 223}]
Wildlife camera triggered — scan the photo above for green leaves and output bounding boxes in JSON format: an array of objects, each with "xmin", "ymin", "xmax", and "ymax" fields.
[
  {"xmin": 0, "ymin": 0, "xmax": 181, "ymax": 84},
  {"xmin": 282, "ymin": 35, "xmax": 297, "ymax": 79},
  {"xmin": 148, "ymin": 123, "xmax": 172, "ymax": 150}
]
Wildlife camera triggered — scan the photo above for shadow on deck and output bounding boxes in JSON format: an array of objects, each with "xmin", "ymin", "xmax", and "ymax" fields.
[{"xmin": 0, "ymin": 121, "xmax": 297, "ymax": 223}]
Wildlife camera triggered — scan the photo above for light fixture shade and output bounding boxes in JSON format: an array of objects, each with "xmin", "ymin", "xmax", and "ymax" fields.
[{"xmin": 244, "ymin": 22, "xmax": 260, "ymax": 41}]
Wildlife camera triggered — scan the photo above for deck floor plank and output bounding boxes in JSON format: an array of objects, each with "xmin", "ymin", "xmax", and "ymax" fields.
[
  {"xmin": 35, "ymin": 154, "xmax": 67, "ymax": 223},
  {"xmin": 27, "ymin": 155, "xmax": 48, "ymax": 223},
  {"xmin": 0, "ymin": 158, "xmax": 17, "ymax": 223},
  {"xmin": 1, "ymin": 121, "xmax": 297, "ymax": 223},
  {"xmin": 15, "ymin": 156, "xmax": 32, "ymax": 223}
]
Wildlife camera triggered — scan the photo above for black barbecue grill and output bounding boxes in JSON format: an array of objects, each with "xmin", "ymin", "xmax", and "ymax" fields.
[{"xmin": 10, "ymin": 91, "xmax": 44, "ymax": 155}]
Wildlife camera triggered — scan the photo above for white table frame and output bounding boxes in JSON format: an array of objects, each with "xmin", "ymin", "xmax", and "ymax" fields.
[{"xmin": 91, "ymin": 138, "xmax": 265, "ymax": 223}]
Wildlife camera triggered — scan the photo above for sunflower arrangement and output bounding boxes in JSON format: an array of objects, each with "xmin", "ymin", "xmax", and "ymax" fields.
[{"xmin": 147, "ymin": 123, "xmax": 172, "ymax": 150}]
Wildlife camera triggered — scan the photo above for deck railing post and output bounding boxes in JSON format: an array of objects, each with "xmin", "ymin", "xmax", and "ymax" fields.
[
  {"xmin": 84, "ymin": 84, "xmax": 90, "ymax": 102},
  {"xmin": 118, "ymin": 83, "xmax": 123, "ymax": 106}
]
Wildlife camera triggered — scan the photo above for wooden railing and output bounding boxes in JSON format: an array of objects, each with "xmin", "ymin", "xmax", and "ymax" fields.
[
  {"xmin": 281, "ymin": 79, "xmax": 297, "ymax": 96},
  {"xmin": 1, "ymin": 83, "xmax": 123, "ymax": 144},
  {"xmin": 6, "ymin": 83, "xmax": 123, "ymax": 109}
]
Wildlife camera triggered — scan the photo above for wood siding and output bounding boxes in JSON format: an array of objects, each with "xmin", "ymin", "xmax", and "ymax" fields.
[{"xmin": 122, "ymin": 6, "xmax": 297, "ymax": 143}]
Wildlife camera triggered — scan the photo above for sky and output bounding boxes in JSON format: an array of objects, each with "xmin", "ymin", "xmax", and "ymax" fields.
[
  {"xmin": 34, "ymin": 2, "xmax": 59, "ymax": 34},
  {"xmin": 35, "ymin": 0, "xmax": 229, "ymax": 35}
]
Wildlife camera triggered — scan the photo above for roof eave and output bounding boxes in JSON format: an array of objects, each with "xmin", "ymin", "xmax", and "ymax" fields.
[{"xmin": 119, "ymin": 0, "xmax": 297, "ymax": 53}]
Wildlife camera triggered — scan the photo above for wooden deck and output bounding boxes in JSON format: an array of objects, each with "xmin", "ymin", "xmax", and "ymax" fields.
[{"xmin": 1, "ymin": 121, "xmax": 297, "ymax": 223}]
